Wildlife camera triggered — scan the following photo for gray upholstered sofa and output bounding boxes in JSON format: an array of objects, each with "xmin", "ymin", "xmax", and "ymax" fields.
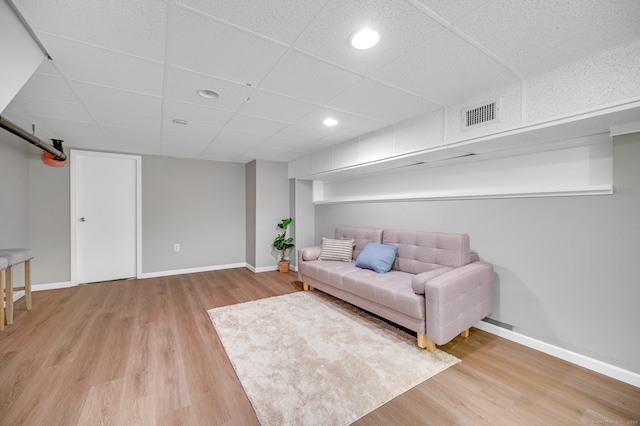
[{"xmin": 297, "ymin": 227, "xmax": 494, "ymax": 352}]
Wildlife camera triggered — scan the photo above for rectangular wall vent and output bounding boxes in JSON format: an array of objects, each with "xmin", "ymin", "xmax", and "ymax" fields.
[{"xmin": 462, "ymin": 99, "xmax": 500, "ymax": 131}]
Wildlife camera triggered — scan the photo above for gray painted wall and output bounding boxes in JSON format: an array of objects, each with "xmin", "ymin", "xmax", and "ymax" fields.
[
  {"xmin": 254, "ymin": 160, "xmax": 289, "ymax": 269},
  {"xmin": 245, "ymin": 161, "xmax": 256, "ymax": 268},
  {"xmin": 142, "ymin": 155, "xmax": 246, "ymax": 273},
  {"xmin": 28, "ymin": 149, "xmax": 70, "ymax": 284},
  {"xmin": 0, "ymin": 133, "xmax": 29, "ymax": 248},
  {"xmin": 314, "ymin": 133, "xmax": 640, "ymax": 374}
]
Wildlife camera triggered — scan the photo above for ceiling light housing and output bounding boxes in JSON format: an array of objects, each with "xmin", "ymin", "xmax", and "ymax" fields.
[
  {"xmin": 350, "ymin": 28, "xmax": 379, "ymax": 49},
  {"xmin": 197, "ymin": 89, "xmax": 220, "ymax": 99},
  {"xmin": 322, "ymin": 118, "xmax": 338, "ymax": 127}
]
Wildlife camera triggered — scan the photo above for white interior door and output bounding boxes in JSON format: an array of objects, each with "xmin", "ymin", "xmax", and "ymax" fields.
[{"xmin": 72, "ymin": 151, "xmax": 140, "ymax": 284}]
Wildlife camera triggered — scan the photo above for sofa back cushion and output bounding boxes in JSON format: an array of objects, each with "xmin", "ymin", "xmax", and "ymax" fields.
[
  {"xmin": 382, "ymin": 229, "xmax": 471, "ymax": 274},
  {"xmin": 334, "ymin": 227, "xmax": 384, "ymax": 261}
]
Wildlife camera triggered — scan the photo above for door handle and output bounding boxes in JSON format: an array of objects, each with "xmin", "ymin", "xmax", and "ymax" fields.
[{"xmin": 80, "ymin": 217, "xmax": 87, "ymax": 222}]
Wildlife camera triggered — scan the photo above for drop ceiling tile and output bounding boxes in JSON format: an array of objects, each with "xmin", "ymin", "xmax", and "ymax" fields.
[
  {"xmin": 161, "ymin": 144, "xmax": 206, "ymax": 158},
  {"xmin": 177, "ymin": 0, "xmax": 326, "ymax": 45},
  {"xmin": 225, "ymin": 113, "xmax": 287, "ymax": 136},
  {"xmin": 10, "ymin": 96, "xmax": 94, "ymax": 122},
  {"xmin": 214, "ymin": 128, "xmax": 267, "ymax": 146},
  {"xmin": 13, "ymin": 0, "xmax": 167, "ymax": 61},
  {"xmin": 165, "ymin": 67, "xmax": 254, "ymax": 112},
  {"xmin": 274, "ymin": 125, "xmax": 332, "ymax": 142},
  {"xmin": 74, "ymin": 82, "xmax": 162, "ymax": 117},
  {"xmin": 102, "ymin": 126, "xmax": 161, "ymax": 144},
  {"xmin": 169, "ymin": 7, "xmax": 288, "ymax": 85},
  {"xmin": 326, "ymin": 79, "xmax": 440, "ymax": 123},
  {"xmin": 260, "ymin": 50, "xmax": 363, "ymax": 104},
  {"xmin": 17, "ymin": 73, "xmax": 81, "ymax": 104},
  {"xmin": 315, "ymin": 133, "xmax": 354, "ymax": 146},
  {"xmin": 41, "ymin": 35, "xmax": 164, "ymax": 96},
  {"xmin": 27, "ymin": 116, "xmax": 103, "ymax": 137},
  {"xmin": 205, "ymin": 140, "xmax": 255, "ymax": 154},
  {"xmin": 294, "ymin": 0, "xmax": 445, "ymax": 75},
  {"xmin": 162, "ymin": 119, "xmax": 221, "ymax": 140},
  {"xmin": 61, "ymin": 133, "xmax": 112, "ymax": 150},
  {"xmin": 33, "ymin": 60, "xmax": 62, "ymax": 77},
  {"xmin": 260, "ymin": 136, "xmax": 311, "ymax": 151},
  {"xmin": 243, "ymin": 145, "xmax": 292, "ymax": 161},
  {"xmin": 294, "ymin": 106, "xmax": 389, "ymax": 137},
  {"xmin": 163, "ymin": 99, "xmax": 234, "ymax": 128},
  {"xmin": 90, "ymin": 108, "xmax": 161, "ymax": 133},
  {"xmin": 199, "ymin": 151, "xmax": 242, "ymax": 162},
  {"xmin": 162, "ymin": 133, "xmax": 212, "ymax": 148},
  {"xmin": 413, "ymin": 0, "xmax": 491, "ymax": 24},
  {"xmin": 453, "ymin": 0, "xmax": 640, "ymax": 78},
  {"xmin": 111, "ymin": 139, "xmax": 162, "ymax": 155},
  {"xmin": 239, "ymin": 90, "xmax": 317, "ymax": 123},
  {"xmin": 373, "ymin": 30, "xmax": 519, "ymax": 105}
]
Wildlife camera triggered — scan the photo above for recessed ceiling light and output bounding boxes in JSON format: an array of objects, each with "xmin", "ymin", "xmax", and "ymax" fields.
[
  {"xmin": 322, "ymin": 118, "xmax": 338, "ymax": 127},
  {"xmin": 172, "ymin": 119, "xmax": 188, "ymax": 125},
  {"xmin": 197, "ymin": 89, "xmax": 220, "ymax": 99},
  {"xmin": 350, "ymin": 28, "xmax": 379, "ymax": 49}
]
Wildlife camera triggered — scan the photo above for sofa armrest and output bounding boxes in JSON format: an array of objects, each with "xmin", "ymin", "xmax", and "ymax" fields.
[
  {"xmin": 297, "ymin": 246, "xmax": 321, "ymax": 281},
  {"xmin": 411, "ymin": 267, "xmax": 453, "ymax": 295},
  {"xmin": 423, "ymin": 261, "xmax": 494, "ymax": 345}
]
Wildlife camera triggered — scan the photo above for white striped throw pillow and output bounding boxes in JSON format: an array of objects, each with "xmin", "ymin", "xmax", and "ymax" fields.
[{"xmin": 318, "ymin": 238, "xmax": 355, "ymax": 262}]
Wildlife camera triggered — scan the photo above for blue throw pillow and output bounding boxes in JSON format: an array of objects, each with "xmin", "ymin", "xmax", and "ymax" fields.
[{"xmin": 355, "ymin": 243, "xmax": 398, "ymax": 273}]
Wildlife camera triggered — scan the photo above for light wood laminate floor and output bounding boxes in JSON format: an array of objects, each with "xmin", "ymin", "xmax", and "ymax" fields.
[{"xmin": 1, "ymin": 268, "xmax": 638, "ymax": 425}]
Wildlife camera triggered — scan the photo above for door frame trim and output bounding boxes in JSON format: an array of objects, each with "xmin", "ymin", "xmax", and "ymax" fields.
[{"xmin": 70, "ymin": 150, "xmax": 142, "ymax": 285}]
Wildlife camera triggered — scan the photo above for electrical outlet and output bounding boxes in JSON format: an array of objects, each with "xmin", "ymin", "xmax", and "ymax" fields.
[{"xmin": 174, "ymin": 243, "xmax": 180, "ymax": 252}]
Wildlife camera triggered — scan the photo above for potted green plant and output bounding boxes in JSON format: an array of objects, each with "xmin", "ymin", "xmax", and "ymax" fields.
[{"xmin": 273, "ymin": 218, "xmax": 294, "ymax": 272}]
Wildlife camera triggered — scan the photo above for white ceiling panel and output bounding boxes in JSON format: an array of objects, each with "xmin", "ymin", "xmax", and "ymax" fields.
[
  {"xmin": 163, "ymin": 99, "xmax": 234, "ymax": 128},
  {"xmin": 225, "ymin": 114, "xmax": 287, "ymax": 137},
  {"xmin": 5, "ymin": 0, "xmax": 639, "ymax": 164},
  {"xmin": 413, "ymin": 0, "xmax": 491, "ymax": 24},
  {"xmin": 260, "ymin": 50, "xmax": 363, "ymax": 104},
  {"xmin": 326, "ymin": 79, "xmax": 440, "ymax": 122},
  {"xmin": 161, "ymin": 133, "xmax": 212, "ymax": 148},
  {"xmin": 40, "ymin": 35, "xmax": 164, "ymax": 96},
  {"xmin": 294, "ymin": 0, "xmax": 445, "ymax": 76},
  {"xmin": 373, "ymin": 30, "xmax": 519, "ymax": 105},
  {"xmin": 239, "ymin": 90, "xmax": 317, "ymax": 123},
  {"xmin": 161, "ymin": 143, "xmax": 206, "ymax": 158},
  {"xmin": 162, "ymin": 119, "xmax": 221, "ymax": 140},
  {"xmin": 214, "ymin": 128, "xmax": 267, "ymax": 146},
  {"xmin": 102, "ymin": 127, "xmax": 161, "ymax": 144},
  {"xmin": 164, "ymin": 67, "xmax": 254, "ymax": 112},
  {"xmin": 177, "ymin": 0, "xmax": 328, "ymax": 45},
  {"xmin": 273, "ymin": 125, "xmax": 333, "ymax": 142},
  {"xmin": 168, "ymin": 6, "xmax": 288, "ymax": 85},
  {"xmin": 260, "ymin": 136, "xmax": 310, "ymax": 151},
  {"xmin": 26, "ymin": 116, "xmax": 103, "ymax": 137},
  {"xmin": 90, "ymin": 108, "xmax": 161, "ymax": 133},
  {"xmin": 294, "ymin": 106, "xmax": 388, "ymax": 137},
  {"xmin": 10, "ymin": 96, "xmax": 94, "ymax": 122},
  {"xmin": 453, "ymin": 0, "xmax": 640, "ymax": 78},
  {"xmin": 74, "ymin": 82, "xmax": 162, "ymax": 117},
  {"xmin": 17, "ymin": 73, "xmax": 81, "ymax": 104},
  {"xmin": 12, "ymin": 0, "xmax": 168, "ymax": 61}
]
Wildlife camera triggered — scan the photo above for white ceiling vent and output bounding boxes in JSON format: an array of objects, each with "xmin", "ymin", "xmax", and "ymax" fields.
[{"xmin": 462, "ymin": 99, "xmax": 500, "ymax": 131}]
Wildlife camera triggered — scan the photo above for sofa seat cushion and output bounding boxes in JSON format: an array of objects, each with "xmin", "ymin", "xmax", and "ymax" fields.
[
  {"xmin": 342, "ymin": 270, "xmax": 425, "ymax": 320},
  {"xmin": 299, "ymin": 260, "xmax": 360, "ymax": 290}
]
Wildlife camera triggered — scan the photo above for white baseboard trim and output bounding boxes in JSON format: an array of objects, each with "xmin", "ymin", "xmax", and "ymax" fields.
[
  {"xmin": 475, "ymin": 320, "xmax": 640, "ymax": 388},
  {"xmin": 32, "ymin": 281, "xmax": 75, "ymax": 292},
  {"xmin": 139, "ymin": 263, "xmax": 247, "ymax": 279}
]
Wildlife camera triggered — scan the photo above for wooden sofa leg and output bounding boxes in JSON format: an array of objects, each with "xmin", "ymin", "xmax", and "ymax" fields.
[
  {"xmin": 417, "ymin": 333, "xmax": 436, "ymax": 353},
  {"xmin": 302, "ymin": 283, "xmax": 315, "ymax": 292},
  {"xmin": 461, "ymin": 329, "xmax": 469, "ymax": 338}
]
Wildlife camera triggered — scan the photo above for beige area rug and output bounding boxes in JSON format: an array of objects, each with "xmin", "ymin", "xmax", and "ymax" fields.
[{"xmin": 207, "ymin": 291, "xmax": 459, "ymax": 425}]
